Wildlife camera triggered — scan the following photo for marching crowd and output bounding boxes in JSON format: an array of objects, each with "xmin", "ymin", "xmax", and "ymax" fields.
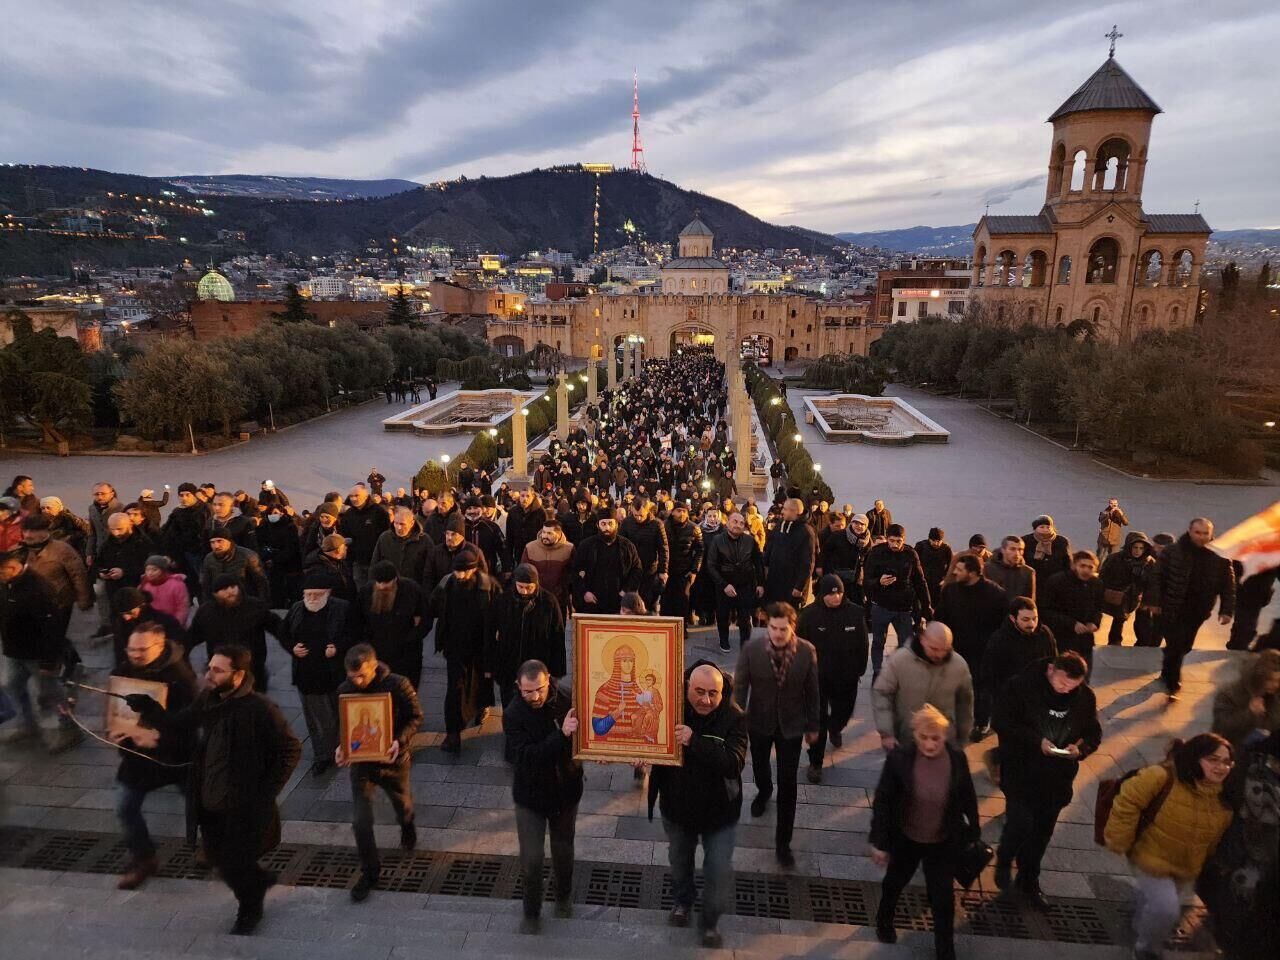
[{"xmin": 0, "ymin": 351, "xmax": 1277, "ymax": 960}]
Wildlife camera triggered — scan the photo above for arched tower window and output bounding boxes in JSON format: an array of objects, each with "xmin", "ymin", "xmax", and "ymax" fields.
[
  {"xmin": 1086, "ymin": 238, "xmax": 1119, "ymax": 284},
  {"xmin": 1055, "ymin": 306, "xmax": 1063, "ymax": 324},
  {"xmin": 1139, "ymin": 250, "xmax": 1163, "ymax": 287},
  {"xmin": 995, "ymin": 250, "xmax": 1016, "ymax": 286},
  {"xmin": 1172, "ymin": 250, "xmax": 1194, "ymax": 286},
  {"xmin": 1022, "ymin": 251, "xmax": 1048, "ymax": 287},
  {"xmin": 1093, "ymin": 138, "xmax": 1131, "ymax": 192},
  {"xmin": 1048, "ymin": 143, "xmax": 1067, "ymax": 197},
  {"xmin": 973, "ymin": 245, "xmax": 987, "ymax": 287},
  {"xmin": 1069, "ymin": 150, "xmax": 1088, "ymax": 191},
  {"xmin": 1057, "ymin": 255, "xmax": 1072, "ymax": 284},
  {"xmin": 1170, "ymin": 306, "xmax": 1180, "ymax": 326}
]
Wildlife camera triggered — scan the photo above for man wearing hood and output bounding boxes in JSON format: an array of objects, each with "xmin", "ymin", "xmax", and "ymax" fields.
[
  {"xmin": 111, "ymin": 621, "xmax": 199, "ymax": 890},
  {"xmin": 336, "ymin": 644, "xmax": 423, "ymax": 903},
  {"xmin": 519, "ymin": 518, "xmax": 575, "ymax": 611},
  {"xmin": 571, "ymin": 508, "xmax": 642, "ymax": 615},
  {"xmin": 818, "ymin": 512, "xmax": 872, "ymax": 608},
  {"xmin": 340, "ymin": 483, "xmax": 391, "ymax": 589},
  {"xmin": 356, "ymin": 561, "xmax": 428, "ymax": 687},
  {"xmin": 429, "ymin": 546, "xmax": 499, "ymax": 753},
  {"xmin": 1023, "ymin": 515, "xmax": 1071, "ymax": 585},
  {"xmin": 188, "ymin": 576, "xmax": 280, "ymax": 691},
  {"xmin": 279, "ymin": 573, "xmax": 352, "ymax": 776},
  {"xmin": 489, "ymin": 564, "xmax": 565, "ymax": 709},
  {"xmin": 992, "ymin": 652, "xmax": 1101, "ymax": 908},
  {"xmin": 1146, "ymin": 518, "xmax": 1235, "ymax": 698},
  {"xmin": 1098, "ymin": 531, "xmax": 1156, "ymax": 646},
  {"xmin": 797, "ymin": 575, "xmax": 868, "ymax": 781},
  {"xmin": 126, "ymin": 644, "xmax": 301, "ymax": 936},
  {"xmin": 648, "ymin": 660, "xmax": 748, "ymax": 949}
]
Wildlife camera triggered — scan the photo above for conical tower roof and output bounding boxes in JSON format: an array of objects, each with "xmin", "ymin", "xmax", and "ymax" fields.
[{"xmin": 1048, "ymin": 57, "xmax": 1161, "ymax": 122}]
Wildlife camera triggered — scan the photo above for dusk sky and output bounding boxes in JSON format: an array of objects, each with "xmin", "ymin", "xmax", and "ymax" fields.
[{"xmin": 4, "ymin": 0, "xmax": 1276, "ymax": 233}]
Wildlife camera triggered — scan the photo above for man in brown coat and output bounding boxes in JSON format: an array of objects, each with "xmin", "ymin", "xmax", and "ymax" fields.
[
  {"xmin": 519, "ymin": 518, "xmax": 575, "ymax": 611},
  {"xmin": 733, "ymin": 601, "xmax": 819, "ymax": 867}
]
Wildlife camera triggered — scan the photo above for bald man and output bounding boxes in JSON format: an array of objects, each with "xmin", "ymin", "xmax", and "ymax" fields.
[
  {"xmin": 648, "ymin": 660, "xmax": 747, "ymax": 948},
  {"xmin": 763, "ymin": 498, "xmax": 817, "ymax": 607},
  {"xmin": 92, "ymin": 512, "xmax": 155, "ymax": 618},
  {"xmin": 872, "ymin": 621, "xmax": 974, "ymax": 748}
]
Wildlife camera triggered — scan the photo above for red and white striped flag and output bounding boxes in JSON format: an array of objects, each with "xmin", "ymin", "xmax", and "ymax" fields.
[{"xmin": 1211, "ymin": 501, "xmax": 1280, "ymax": 579}]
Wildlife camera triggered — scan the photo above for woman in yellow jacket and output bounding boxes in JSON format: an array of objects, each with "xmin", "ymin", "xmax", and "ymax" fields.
[{"xmin": 1104, "ymin": 734, "xmax": 1235, "ymax": 960}]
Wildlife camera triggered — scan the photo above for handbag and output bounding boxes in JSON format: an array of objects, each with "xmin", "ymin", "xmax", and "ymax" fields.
[{"xmin": 954, "ymin": 837, "xmax": 994, "ymax": 889}]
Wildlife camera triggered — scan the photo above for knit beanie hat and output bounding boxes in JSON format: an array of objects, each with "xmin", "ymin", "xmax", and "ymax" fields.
[
  {"xmin": 145, "ymin": 555, "xmax": 170, "ymax": 570},
  {"xmin": 513, "ymin": 563, "xmax": 539, "ymax": 586},
  {"xmin": 819, "ymin": 573, "xmax": 845, "ymax": 596}
]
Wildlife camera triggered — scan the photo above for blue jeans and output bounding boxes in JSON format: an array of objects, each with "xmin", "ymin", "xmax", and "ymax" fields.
[
  {"xmin": 870, "ymin": 605, "xmax": 915, "ymax": 677},
  {"xmin": 3, "ymin": 657, "xmax": 74, "ymax": 732},
  {"xmin": 664, "ymin": 819, "xmax": 736, "ymax": 930},
  {"xmin": 117, "ymin": 782, "xmax": 156, "ymax": 859}
]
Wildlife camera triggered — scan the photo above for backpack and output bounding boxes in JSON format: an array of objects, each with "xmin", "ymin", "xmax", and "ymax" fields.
[{"xmin": 1094, "ymin": 764, "xmax": 1174, "ymax": 847}]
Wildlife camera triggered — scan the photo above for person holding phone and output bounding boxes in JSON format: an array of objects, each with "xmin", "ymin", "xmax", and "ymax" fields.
[{"xmin": 991, "ymin": 652, "xmax": 1101, "ymax": 908}]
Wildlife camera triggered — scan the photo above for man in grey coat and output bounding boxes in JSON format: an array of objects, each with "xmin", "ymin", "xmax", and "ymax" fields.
[
  {"xmin": 873, "ymin": 620, "xmax": 973, "ymax": 748},
  {"xmin": 732, "ymin": 601, "xmax": 819, "ymax": 868}
]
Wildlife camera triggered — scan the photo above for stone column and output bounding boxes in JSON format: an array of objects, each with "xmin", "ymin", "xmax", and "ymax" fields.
[
  {"xmin": 607, "ymin": 342, "xmax": 617, "ymax": 390},
  {"xmin": 511, "ymin": 395, "xmax": 528, "ymax": 481},
  {"xmin": 556, "ymin": 372, "xmax": 570, "ymax": 440},
  {"xmin": 586, "ymin": 359, "xmax": 597, "ymax": 406},
  {"xmin": 622, "ymin": 339, "xmax": 633, "ymax": 381},
  {"xmin": 735, "ymin": 396, "xmax": 752, "ymax": 492}
]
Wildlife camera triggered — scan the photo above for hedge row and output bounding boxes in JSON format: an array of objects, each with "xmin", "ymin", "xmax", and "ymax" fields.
[{"xmin": 745, "ymin": 365, "xmax": 835, "ymax": 502}]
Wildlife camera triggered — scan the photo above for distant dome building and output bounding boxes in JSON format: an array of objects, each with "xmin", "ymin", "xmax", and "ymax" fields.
[
  {"xmin": 196, "ymin": 269, "xmax": 235, "ymax": 302},
  {"xmin": 661, "ymin": 214, "xmax": 728, "ymax": 294}
]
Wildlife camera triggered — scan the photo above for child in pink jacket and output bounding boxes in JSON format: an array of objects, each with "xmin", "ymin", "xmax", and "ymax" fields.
[{"xmin": 139, "ymin": 555, "xmax": 191, "ymax": 626}]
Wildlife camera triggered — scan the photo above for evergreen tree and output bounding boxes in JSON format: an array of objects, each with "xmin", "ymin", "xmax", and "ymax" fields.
[
  {"xmin": 1220, "ymin": 261, "xmax": 1240, "ymax": 307},
  {"xmin": 272, "ymin": 283, "xmax": 313, "ymax": 323},
  {"xmin": 1257, "ymin": 261, "xmax": 1272, "ymax": 290},
  {"xmin": 387, "ymin": 285, "xmax": 415, "ymax": 326}
]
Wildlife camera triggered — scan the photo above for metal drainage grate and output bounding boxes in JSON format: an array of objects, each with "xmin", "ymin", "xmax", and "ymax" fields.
[{"xmin": 0, "ymin": 826, "xmax": 1211, "ymax": 950}]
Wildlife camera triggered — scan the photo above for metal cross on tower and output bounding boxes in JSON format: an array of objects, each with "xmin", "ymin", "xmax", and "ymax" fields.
[
  {"xmin": 631, "ymin": 70, "xmax": 647, "ymax": 174},
  {"xmin": 1105, "ymin": 24, "xmax": 1123, "ymax": 58}
]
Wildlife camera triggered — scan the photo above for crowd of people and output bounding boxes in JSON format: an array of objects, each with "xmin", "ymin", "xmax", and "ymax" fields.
[{"xmin": 0, "ymin": 351, "xmax": 1276, "ymax": 958}]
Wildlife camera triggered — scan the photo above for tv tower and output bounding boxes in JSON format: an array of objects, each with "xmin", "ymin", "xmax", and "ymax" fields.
[{"xmin": 630, "ymin": 70, "xmax": 647, "ymax": 174}]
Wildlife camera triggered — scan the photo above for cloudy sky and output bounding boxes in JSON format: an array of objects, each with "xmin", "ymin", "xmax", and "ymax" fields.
[{"xmin": 3, "ymin": 0, "xmax": 1276, "ymax": 232}]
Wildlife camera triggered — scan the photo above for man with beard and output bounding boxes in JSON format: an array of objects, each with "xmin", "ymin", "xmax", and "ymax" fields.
[
  {"xmin": 340, "ymin": 483, "xmax": 391, "ymax": 589},
  {"xmin": 562, "ymin": 492, "xmax": 595, "ymax": 546},
  {"xmin": 200, "ymin": 530, "xmax": 268, "ymax": 603},
  {"xmin": 572, "ymin": 508, "xmax": 642, "ymax": 615},
  {"xmin": 423, "ymin": 513, "xmax": 485, "ymax": 591},
  {"xmin": 356, "ymin": 561, "xmax": 428, "ymax": 687},
  {"xmin": 302, "ymin": 502, "xmax": 342, "ymax": 566},
  {"xmin": 763, "ymin": 498, "xmax": 817, "ymax": 608},
  {"xmin": 489, "ymin": 564, "xmax": 565, "ymax": 709},
  {"xmin": 519, "ymin": 518, "xmax": 575, "ymax": 612},
  {"xmin": 304, "ymin": 533, "xmax": 356, "ymax": 602},
  {"xmin": 94, "ymin": 512, "xmax": 155, "ymax": 618},
  {"xmin": 371, "ymin": 506, "xmax": 430, "ymax": 583},
  {"xmin": 162, "ymin": 483, "xmax": 210, "ymax": 585},
  {"xmin": 662, "ymin": 501, "xmax": 703, "ymax": 624},
  {"xmin": 914, "ymin": 528, "xmax": 953, "ymax": 597},
  {"xmin": 205, "ymin": 491, "xmax": 258, "ymax": 553},
  {"xmin": 1040, "ymin": 551, "xmax": 1105, "ymax": 670},
  {"xmin": 817, "ymin": 512, "xmax": 872, "ymax": 608},
  {"xmin": 424, "ymin": 490, "xmax": 460, "ymax": 546},
  {"xmin": 621, "ymin": 497, "xmax": 670, "ymax": 612},
  {"xmin": 504, "ymin": 488, "xmax": 546, "ymax": 569},
  {"xmin": 1023, "ymin": 515, "xmax": 1071, "ymax": 586},
  {"xmin": 336, "ymin": 643, "xmax": 423, "ymax": 903},
  {"xmin": 706, "ymin": 511, "xmax": 765, "ymax": 653},
  {"xmin": 126, "ymin": 644, "xmax": 300, "ymax": 935},
  {"xmin": 463, "ymin": 496, "xmax": 505, "ymax": 578},
  {"xmin": 429, "ymin": 546, "xmax": 499, "ymax": 753},
  {"xmin": 110, "ymin": 622, "xmax": 199, "ymax": 890},
  {"xmin": 797, "ymin": 575, "xmax": 868, "ymax": 782},
  {"xmin": 279, "ymin": 574, "xmax": 352, "ymax": 776},
  {"xmin": 934, "ymin": 554, "xmax": 1008, "ymax": 737},
  {"xmin": 866, "ymin": 499, "xmax": 892, "ymax": 541},
  {"xmin": 987, "ymin": 535, "xmax": 1036, "ymax": 601},
  {"xmin": 188, "ymin": 576, "xmax": 282, "ymax": 692}
]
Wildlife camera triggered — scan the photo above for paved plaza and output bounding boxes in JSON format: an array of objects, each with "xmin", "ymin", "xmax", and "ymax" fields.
[{"xmin": 1, "ymin": 379, "xmax": 1273, "ymax": 958}]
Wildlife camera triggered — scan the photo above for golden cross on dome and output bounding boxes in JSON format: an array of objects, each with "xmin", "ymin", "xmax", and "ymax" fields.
[{"xmin": 1105, "ymin": 25, "xmax": 1123, "ymax": 58}]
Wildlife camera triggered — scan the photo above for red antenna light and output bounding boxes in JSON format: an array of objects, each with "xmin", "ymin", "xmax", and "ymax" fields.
[{"xmin": 631, "ymin": 70, "xmax": 647, "ymax": 174}]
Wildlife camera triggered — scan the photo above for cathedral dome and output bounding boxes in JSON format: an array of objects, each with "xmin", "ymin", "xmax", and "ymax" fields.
[{"xmin": 196, "ymin": 269, "xmax": 235, "ymax": 302}]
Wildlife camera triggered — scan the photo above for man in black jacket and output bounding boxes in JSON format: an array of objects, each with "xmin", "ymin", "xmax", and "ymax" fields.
[
  {"xmin": 94, "ymin": 512, "xmax": 155, "ymax": 614},
  {"xmin": 370, "ymin": 506, "xmax": 432, "ymax": 583},
  {"xmin": 797, "ymin": 575, "xmax": 868, "ymax": 781},
  {"xmin": 648, "ymin": 660, "xmax": 748, "ymax": 949},
  {"xmin": 355, "ymin": 562, "xmax": 428, "ymax": 687},
  {"xmin": 188, "ymin": 577, "xmax": 281, "ymax": 691},
  {"xmin": 0, "ymin": 552, "xmax": 81, "ymax": 751},
  {"xmin": 981, "ymin": 597, "xmax": 1057, "ymax": 729},
  {"xmin": 914, "ymin": 527, "xmax": 953, "ymax": 597},
  {"xmin": 934, "ymin": 554, "xmax": 1007, "ymax": 734},
  {"xmin": 864, "ymin": 524, "xmax": 933, "ymax": 679},
  {"xmin": 503, "ymin": 659, "xmax": 584, "ymax": 933},
  {"xmin": 430, "ymin": 546, "xmax": 499, "ymax": 753},
  {"xmin": 992, "ymin": 652, "xmax": 1101, "ymax": 908},
  {"xmin": 706, "ymin": 511, "xmax": 765, "ymax": 652},
  {"xmin": 279, "ymin": 574, "xmax": 352, "ymax": 776},
  {"xmin": 340, "ymin": 483, "xmax": 391, "ymax": 589},
  {"xmin": 162, "ymin": 483, "xmax": 210, "ymax": 584},
  {"xmin": 463, "ymin": 496, "xmax": 506, "ymax": 578},
  {"xmin": 200, "ymin": 531, "xmax": 269, "ymax": 603},
  {"xmin": 1146, "ymin": 518, "xmax": 1236, "ymax": 698},
  {"xmin": 422, "ymin": 513, "xmax": 485, "ymax": 592},
  {"xmin": 763, "ymin": 498, "xmax": 817, "ymax": 606},
  {"xmin": 205, "ymin": 491, "xmax": 258, "ymax": 553},
  {"xmin": 128, "ymin": 644, "xmax": 300, "ymax": 936},
  {"xmin": 818, "ymin": 512, "xmax": 873, "ymax": 607},
  {"xmin": 336, "ymin": 644, "xmax": 424, "ymax": 903},
  {"xmin": 1039, "ymin": 551, "xmax": 1104, "ymax": 670},
  {"xmin": 488, "ymin": 564, "xmax": 565, "ymax": 709},
  {"xmin": 571, "ymin": 508, "xmax": 642, "ymax": 615},
  {"xmin": 621, "ymin": 497, "xmax": 669, "ymax": 611},
  {"xmin": 1023, "ymin": 515, "xmax": 1070, "ymax": 586},
  {"xmin": 111, "ymin": 622, "xmax": 199, "ymax": 890},
  {"xmin": 661, "ymin": 501, "xmax": 703, "ymax": 623},
  {"xmin": 504, "ymin": 488, "xmax": 546, "ymax": 569}
]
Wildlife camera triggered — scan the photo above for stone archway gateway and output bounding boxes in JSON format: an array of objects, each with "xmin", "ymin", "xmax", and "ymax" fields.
[
  {"xmin": 740, "ymin": 334, "xmax": 774, "ymax": 367},
  {"xmin": 669, "ymin": 325, "xmax": 716, "ymax": 355}
]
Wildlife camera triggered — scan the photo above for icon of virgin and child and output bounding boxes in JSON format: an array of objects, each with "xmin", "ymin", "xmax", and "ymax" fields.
[{"xmin": 589, "ymin": 638, "xmax": 663, "ymax": 745}]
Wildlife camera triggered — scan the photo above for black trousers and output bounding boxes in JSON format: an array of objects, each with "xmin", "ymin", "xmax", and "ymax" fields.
[
  {"xmin": 351, "ymin": 761, "xmax": 414, "ymax": 880},
  {"xmin": 661, "ymin": 573, "xmax": 695, "ymax": 621},
  {"xmin": 200, "ymin": 811, "xmax": 274, "ymax": 910},
  {"xmin": 444, "ymin": 655, "xmax": 481, "ymax": 735},
  {"xmin": 716, "ymin": 591, "xmax": 756, "ymax": 647},
  {"xmin": 749, "ymin": 730, "xmax": 802, "ymax": 849},
  {"xmin": 877, "ymin": 836, "xmax": 957, "ymax": 960},
  {"xmin": 1161, "ymin": 615, "xmax": 1206, "ymax": 690},
  {"xmin": 807, "ymin": 687, "xmax": 856, "ymax": 767},
  {"xmin": 997, "ymin": 790, "xmax": 1065, "ymax": 886},
  {"xmin": 639, "ymin": 573, "xmax": 664, "ymax": 612}
]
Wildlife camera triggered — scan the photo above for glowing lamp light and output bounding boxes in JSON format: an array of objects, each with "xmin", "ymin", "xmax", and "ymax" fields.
[
  {"xmin": 1266, "ymin": 421, "xmax": 1277, "ymax": 428},
  {"xmin": 701, "ymin": 480, "xmax": 711, "ymax": 490},
  {"xmin": 520, "ymin": 408, "xmax": 530, "ymax": 416},
  {"xmin": 440, "ymin": 454, "xmax": 452, "ymax": 464},
  {"xmin": 813, "ymin": 463, "xmax": 823, "ymax": 472},
  {"xmin": 793, "ymin": 433, "xmax": 803, "ymax": 443},
  {"xmin": 488, "ymin": 428, "xmax": 498, "ymax": 437},
  {"xmin": 770, "ymin": 397, "xmax": 781, "ymax": 406}
]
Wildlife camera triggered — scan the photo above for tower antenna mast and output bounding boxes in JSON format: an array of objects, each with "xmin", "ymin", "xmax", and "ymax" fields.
[{"xmin": 631, "ymin": 70, "xmax": 647, "ymax": 174}]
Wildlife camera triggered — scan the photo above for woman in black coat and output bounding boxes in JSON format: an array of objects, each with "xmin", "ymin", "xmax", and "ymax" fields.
[{"xmin": 870, "ymin": 704, "xmax": 980, "ymax": 960}]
